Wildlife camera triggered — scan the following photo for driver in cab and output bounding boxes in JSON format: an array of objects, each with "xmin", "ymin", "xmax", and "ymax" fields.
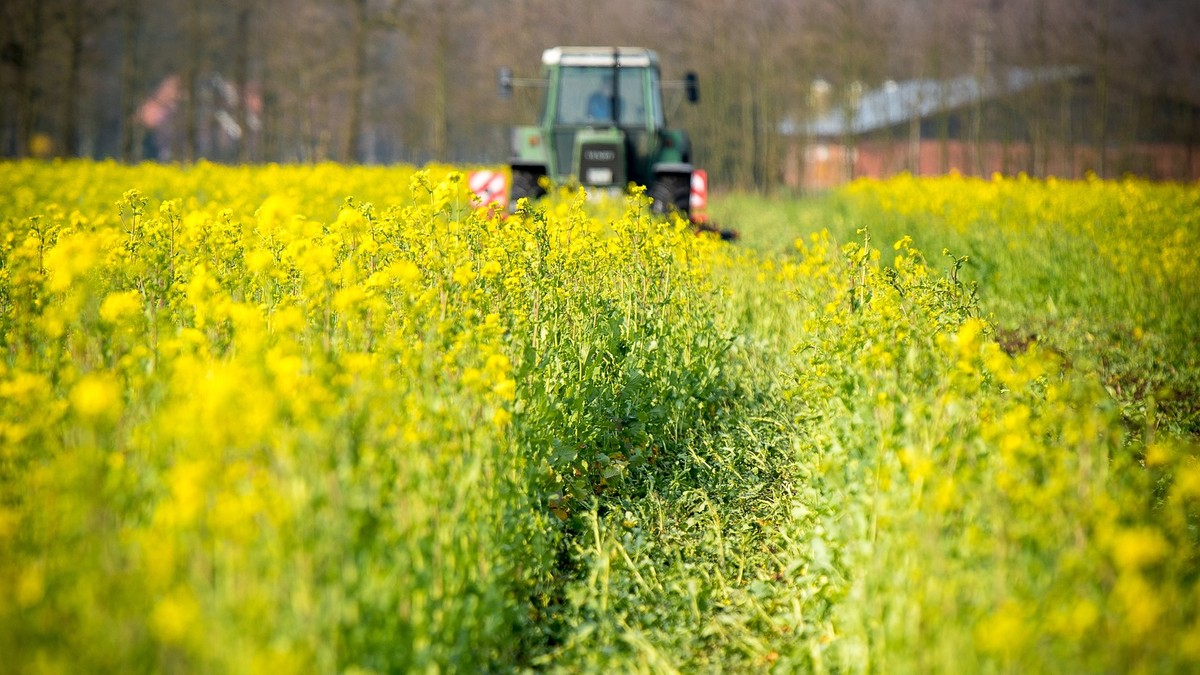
[{"xmin": 586, "ymin": 73, "xmax": 623, "ymax": 123}]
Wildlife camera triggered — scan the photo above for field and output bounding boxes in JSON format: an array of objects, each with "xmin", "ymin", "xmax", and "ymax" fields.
[{"xmin": 2, "ymin": 161, "xmax": 1198, "ymax": 673}]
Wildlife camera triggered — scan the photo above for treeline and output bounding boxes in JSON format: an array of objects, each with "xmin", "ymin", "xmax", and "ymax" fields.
[{"xmin": 2, "ymin": 0, "xmax": 1197, "ymax": 189}]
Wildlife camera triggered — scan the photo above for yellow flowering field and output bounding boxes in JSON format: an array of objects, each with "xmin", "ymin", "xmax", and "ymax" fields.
[{"xmin": 2, "ymin": 162, "xmax": 1198, "ymax": 672}]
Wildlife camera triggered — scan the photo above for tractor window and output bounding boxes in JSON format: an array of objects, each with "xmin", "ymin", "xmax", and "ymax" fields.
[
  {"xmin": 557, "ymin": 66, "xmax": 648, "ymax": 127},
  {"xmin": 648, "ymin": 68, "xmax": 665, "ymax": 127}
]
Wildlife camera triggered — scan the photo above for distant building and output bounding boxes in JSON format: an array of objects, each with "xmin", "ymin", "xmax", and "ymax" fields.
[{"xmin": 785, "ymin": 68, "xmax": 1200, "ymax": 190}]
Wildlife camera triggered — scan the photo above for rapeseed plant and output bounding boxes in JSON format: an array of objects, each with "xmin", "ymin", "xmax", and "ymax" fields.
[{"xmin": 2, "ymin": 162, "xmax": 1196, "ymax": 672}]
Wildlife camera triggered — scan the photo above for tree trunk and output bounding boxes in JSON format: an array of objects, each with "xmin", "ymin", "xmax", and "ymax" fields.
[
  {"xmin": 430, "ymin": 8, "xmax": 450, "ymax": 161},
  {"xmin": 342, "ymin": 0, "xmax": 368, "ymax": 163},
  {"xmin": 118, "ymin": 0, "xmax": 141, "ymax": 162},
  {"xmin": 1088, "ymin": 0, "xmax": 1114, "ymax": 177},
  {"xmin": 235, "ymin": 0, "xmax": 251, "ymax": 162},
  {"xmin": 182, "ymin": 0, "xmax": 202, "ymax": 162},
  {"xmin": 61, "ymin": 0, "xmax": 84, "ymax": 157},
  {"xmin": 11, "ymin": 2, "xmax": 45, "ymax": 158}
]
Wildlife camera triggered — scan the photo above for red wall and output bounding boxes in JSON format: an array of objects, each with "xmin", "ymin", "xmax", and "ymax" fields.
[{"xmin": 789, "ymin": 139, "xmax": 1200, "ymax": 190}]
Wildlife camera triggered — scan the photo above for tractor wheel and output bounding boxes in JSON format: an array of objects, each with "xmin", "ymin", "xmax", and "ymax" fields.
[
  {"xmin": 649, "ymin": 173, "xmax": 690, "ymax": 217},
  {"xmin": 509, "ymin": 167, "xmax": 546, "ymax": 211}
]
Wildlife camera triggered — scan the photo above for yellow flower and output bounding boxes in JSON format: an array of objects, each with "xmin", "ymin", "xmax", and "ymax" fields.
[
  {"xmin": 99, "ymin": 290, "xmax": 143, "ymax": 324},
  {"xmin": 452, "ymin": 262, "xmax": 477, "ymax": 286},
  {"xmin": 955, "ymin": 317, "xmax": 986, "ymax": 360},
  {"xmin": 931, "ymin": 477, "xmax": 958, "ymax": 512},
  {"xmin": 492, "ymin": 407, "xmax": 513, "ymax": 429},
  {"xmin": 151, "ymin": 586, "xmax": 201, "ymax": 644},
  {"xmin": 1173, "ymin": 464, "xmax": 1200, "ymax": 499},
  {"xmin": 43, "ymin": 234, "xmax": 100, "ymax": 292},
  {"xmin": 1142, "ymin": 442, "xmax": 1173, "ymax": 468},
  {"xmin": 1115, "ymin": 572, "xmax": 1162, "ymax": 637},
  {"xmin": 166, "ymin": 460, "xmax": 210, "ymax": 527},
  {"xmin": 492, "ymin": 377, "xmax": 517, "ymax": 402},
  {"xmin": 255, "ymin": 194, "xmax": 295, "ymax": 235},
  {"xmin": 1110, "ymin": 527, "xmax": 1169, "ymax": 570},
  {"xmin": 484, "ymin": 353, "xmax": 511, "ymax": 377},
  {"xmin": 270, "ymin": 306, "xmax": 305, "ymax": 334},
  {"xmin": 69, "ymin": 372, "xmax": 123, "ymax": 422},
  {"xmin": 245, "ymin": 247, "xmax": 275, "ymax": 274},
  {"xmin": 389, "ymin": 260, "xmax": 421, "ymax": 287},
  {"xmin": 16, "ymin": 564, "xmax": 45, "ymax": 608},
  {"xmin": 333, "ymin": 285, "xmax": 369, "ymax": 313},
  {"xmin": 0, "ymin": 507, "xmax": 18, "ymax": 541},
  {"xmin": 480, "ymin": 259, "xmax": 503, "ymax": 280},
  {"xmin": 974, "ymin": 600, "xmax": 1032, "ymax": 655},
  {"xmin": 460, "ymin": 367, "xmax": 483, "ymax": 390},
  {"xmin": 1048, "ymin": 599, "xmax": 1099, "ymax": 641},
  {"xmin": 335, "ymin": 206, "xmax": 365, "ymax": 229}
]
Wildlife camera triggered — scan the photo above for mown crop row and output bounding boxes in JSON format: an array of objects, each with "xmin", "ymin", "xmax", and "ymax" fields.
[{"xmin": 2, "ymin": 161, "xmax": 1197, "ymax": 673}]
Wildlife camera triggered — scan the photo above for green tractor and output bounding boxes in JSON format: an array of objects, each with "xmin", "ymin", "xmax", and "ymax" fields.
[{"xmin": 497, "ymin": 47, "xmax": 702, "ymax": 219}]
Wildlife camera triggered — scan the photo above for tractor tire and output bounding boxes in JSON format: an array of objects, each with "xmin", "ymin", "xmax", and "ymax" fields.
[
  {"xmin": 649, "ymin": 173, "xmax": 690, "ymax": 217},
  {"xmin": 509, "ymin": 167, "xmax": 546, "ymax": 211}
]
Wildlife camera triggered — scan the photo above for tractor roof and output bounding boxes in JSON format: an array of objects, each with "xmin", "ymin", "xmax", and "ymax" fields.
[{"xmin": 541, "ymin": 47, "xmax": 659, "ymax": 68}]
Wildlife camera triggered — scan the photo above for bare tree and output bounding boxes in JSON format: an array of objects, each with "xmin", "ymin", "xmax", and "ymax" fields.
[
  {"xmin": 233, "ymin": 0, "xmax": 252, "ymax": 162},
  {"xmin": 342, "ymin": 0, "xmax": 371, "ymax": 163},
  {"xmin": 0, "ymin": 0, "xmax": 1196, "ymax": 182},
  {"xmin": 118, "ymin": 0, "xmax": 143, "ymax": 161},
  {"xmin": 1, "ymin": 1, "xmax": 47, "ymax": 157},
  {"xmin": 180, "ymin": 0, "xmax": 202, "ymax": 162}
]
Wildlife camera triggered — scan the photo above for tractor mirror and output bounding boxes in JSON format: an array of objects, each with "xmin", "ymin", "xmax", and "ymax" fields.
[
  {"xmin": 685, "ymin": 72, "xmax": 699, "ymax": 103},
  {"xmin": 498, "ymin": 67, "xmax": 513, "ymax": 99}
]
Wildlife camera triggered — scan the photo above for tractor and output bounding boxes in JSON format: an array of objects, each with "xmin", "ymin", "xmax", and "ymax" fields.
[{"xmin": 497, "ymin": 47, "xmax": 702, "ymax": 220}]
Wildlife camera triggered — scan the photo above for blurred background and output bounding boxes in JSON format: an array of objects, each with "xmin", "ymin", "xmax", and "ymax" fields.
[{"xmin": 2, "ymin": 0, "xmax": 1199, "ymax": 191}]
